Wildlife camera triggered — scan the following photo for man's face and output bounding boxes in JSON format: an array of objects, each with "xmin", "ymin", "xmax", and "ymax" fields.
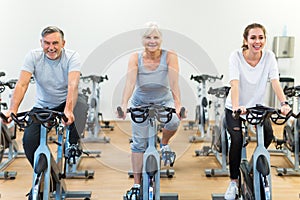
[{"xmin": 40, "ymin": 32, "xmax": 65, "ymax": 60}]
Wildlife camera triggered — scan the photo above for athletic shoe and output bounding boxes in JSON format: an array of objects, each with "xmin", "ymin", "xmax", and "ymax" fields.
[
  {"xmin": 65, "ymin": 143, "xmax": 82, "ymax": 164},
  {"xmin": 224, "ymin": 181, "xmax": 238, "ymax": 200},
  {"xmin": 160, "ymin": 144, "xmax": 176, "ymax": 166},
  {"xmin": 125, "ymin": 184, "xmax": 140, "ymax": 200}
]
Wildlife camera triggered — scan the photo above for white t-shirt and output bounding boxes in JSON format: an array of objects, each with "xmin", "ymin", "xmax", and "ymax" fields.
[{"xmin": 225, "ymin": 48, "xmax": 279, "ymax": 110}]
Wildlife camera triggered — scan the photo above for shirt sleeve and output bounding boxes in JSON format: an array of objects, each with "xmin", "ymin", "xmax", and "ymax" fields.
[
  {"xmin": 22, "ymin": 51, "xmax": 35, "ymax": 73},
  {"xmin": 228, "ymin": 50, "xmax": 240, "ymax": 82},
  {"xmin": 267, "ymin": 51, "xmax": 279, "ymax": 80},
  {"xmin": 68, "ymin": 51, "xmax": 81, "ymax": 72}
]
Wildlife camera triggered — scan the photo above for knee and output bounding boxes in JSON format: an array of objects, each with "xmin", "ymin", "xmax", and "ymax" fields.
[
  {"xmin": 131, "ymin": 142, "xmax": 147, "ymax": 153},
  {"xmin": 164, "ymin": 115, "xmax": 180, "ymax": 131}
]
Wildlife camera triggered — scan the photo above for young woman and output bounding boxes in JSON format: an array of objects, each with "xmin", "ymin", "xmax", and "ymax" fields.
[{"xmin": 224, "ymin": 23, "xmax": 291, "ymax": 200}]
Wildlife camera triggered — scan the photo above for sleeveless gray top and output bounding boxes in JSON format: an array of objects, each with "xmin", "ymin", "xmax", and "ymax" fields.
[{"xmin": 131, "ymin": 49, "xmax": 173, "ymax": 105}]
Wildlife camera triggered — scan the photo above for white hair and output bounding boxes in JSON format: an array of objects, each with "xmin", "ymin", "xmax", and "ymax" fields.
[{"xmin": 141, "ymin": 21, "xmax": 162, "ymax": 38}]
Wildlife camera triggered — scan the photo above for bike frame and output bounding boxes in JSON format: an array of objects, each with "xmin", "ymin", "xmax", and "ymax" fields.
[
  {"xmin": 201, "ymin": 86, "xmax": 230, "ymax": 177},
  {"xmin": 81, "ymin": 75, "xmax": 110, "ymax": 143},
  {"xmin": 12, "ymin": 109, "xmax": 92, "ymax": 200},
  {"xmin": 275, "ymin": 86, "xmax": 300, "ymax": 176},
  {"xmin": 123, "ymin": 105, "xmax": 179, "ymax": 200},
  {"xmin": 188, "ymin": 74, "xmax": 223, "ymax": 143}
]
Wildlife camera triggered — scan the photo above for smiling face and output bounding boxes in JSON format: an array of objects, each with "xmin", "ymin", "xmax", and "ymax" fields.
[
  {"xmin": 142, "ymin": 29, "xmax": 162, "ymax": 52},
  {"xmin": 244, "ymin": 27, "xmax": 266, "ymax": 53},
  {"xmin": 40, "ymin": 32, "xmax": 65, "ymax": 60}
]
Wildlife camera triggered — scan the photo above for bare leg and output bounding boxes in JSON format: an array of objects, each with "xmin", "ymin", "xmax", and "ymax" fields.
[
  {"xmin": 132, "ymin": 152, "xmax": 143, "ymax": 184},
  {"xmin": 161, "ymin": 128, "xmax": 176, "ymax": 145}
]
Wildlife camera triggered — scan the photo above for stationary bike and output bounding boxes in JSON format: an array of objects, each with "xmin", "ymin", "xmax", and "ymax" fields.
[
  {"xmin": 119, "ymin": 104, "xmax": 184, "ymax": 200},
  {"xmin": 80, "ymin": 74, "xmax": 111, "ymax": 143},
  {"xmin": 0, "ymin": 76, "xmax": 19, "ymax": 179},
  {"xmin": 187, "ymin": 74, "xmax": 223, "ymax": 143},
  {"xmin": 273, "ymin": 85, "xmax": 300, "ymax": 176},
  {"xmin": 236, "ymin": 105, "xmax": 293, "ymax": 200},
  {"xmin": 10, "ymin": 108, "xmax": 92, "ymax": 200},
  {"xmin": 195, "ymin": 86, "xmax": 231, "ymax": 177}
]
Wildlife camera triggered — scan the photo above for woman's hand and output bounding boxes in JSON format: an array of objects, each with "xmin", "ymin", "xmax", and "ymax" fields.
[
  {"xmin": 280, "ymin": 104, "xmax": 291, "ymax": 115},
  {"xmin": 233, "ymin": 106, "xmax": 247, "ymax": 115}
]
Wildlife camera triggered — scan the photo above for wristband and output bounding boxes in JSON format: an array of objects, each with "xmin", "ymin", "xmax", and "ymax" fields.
[{"xmin": 280, "ymin": 101, "xmax": 289, "ymax": 106}]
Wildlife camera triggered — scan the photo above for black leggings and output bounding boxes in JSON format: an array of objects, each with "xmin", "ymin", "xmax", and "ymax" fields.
[
  {"xmin": 22, "ymin": 94, "xmax": 88, "ymax": 167},
  {"xmin": 225, "ymin": 108, "xmax": 274, "ymax": 179}
]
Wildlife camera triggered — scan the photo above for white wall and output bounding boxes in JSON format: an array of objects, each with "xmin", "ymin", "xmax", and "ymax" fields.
[{"xmin": 0, "ymin": 0, "xmax": 299, "ymax": 120}]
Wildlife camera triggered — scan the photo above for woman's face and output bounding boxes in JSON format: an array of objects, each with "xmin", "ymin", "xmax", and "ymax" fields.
[
  {"xmin": 142, "ymin": 30, "xmax": 162, "ymax": 52},
  {"xmin": 244, "ymin": 27, "xmax": 266, "ymax": 53}
]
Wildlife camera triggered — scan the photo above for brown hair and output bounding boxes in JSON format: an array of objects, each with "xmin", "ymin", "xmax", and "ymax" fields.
[{"xmin": 241, "ymin": 23, "xmax": 266, "ymax": 50}]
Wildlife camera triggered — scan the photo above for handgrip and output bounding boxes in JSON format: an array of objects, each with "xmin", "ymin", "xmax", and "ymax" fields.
[
  {"xmin": 117, "ymin": 106, "xmax": 124, "ymax": 118},
  {"xmin": 0, "ymin": 112, "xmax": 8, "ymax": 123},
  {"xmin": 232, "ymin": 109, "xmax": 242, "ymax": 120},
  {"xmin": 62, "ymin": 113, "xmax": 68, "ymax": 123},
  {"xmin": 180, "ymin": 107, "xmax": 186, "ymax": 118}
]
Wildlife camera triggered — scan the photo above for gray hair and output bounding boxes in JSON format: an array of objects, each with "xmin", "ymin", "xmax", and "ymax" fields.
[
  {"xmin": 141, "ymin": 21, "xmax": 162, "ymax": 38},
  {"xmin": 41, "ymin": 26, "xmax": 64, "ymax": 40}
]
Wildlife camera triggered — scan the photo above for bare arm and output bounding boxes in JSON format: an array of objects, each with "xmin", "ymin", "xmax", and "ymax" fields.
[
  {"xmin": 6, "ymin": 70, "xmax": 32, "ymax": 121},
  {"xmin": 64, "ymin": 71, "xmax": 80, "ymax": 125},
  {"xmin": 271, "ymin": 79, "xmax": 287, "ymax": 103},
  {"xmin": 120, "ymin": 53, "xmax": 138, "ymax": 117},
  {"xmin": 271, "ymin": 79, "xmax": 291, "ymax": 115},
  {"xmin": 167, "ymin": 51, "xmax": 181, "ymax": 114},
  {"xmin": 230, "ymin": 79, "xmax": 246, "ymax": 114}
]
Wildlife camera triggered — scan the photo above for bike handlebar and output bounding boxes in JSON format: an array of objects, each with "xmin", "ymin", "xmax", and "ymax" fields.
[
  {"xmin": 11, "ymin": 108, "xmax": 68, "ymax": 129},
  {"xmin": 0, "ymin": 79, "xmax": 18, "ymax": 93},
  {"xmin": 208, "ymin": 86, "xmax": 230, "ymax": 98},
  {"xmin": 81, "ymin": 74, "xmax": 108, "ymax": 84},
  {"xmin": 190, "ymin": 74, "xmax": 223, "ymax": 84},
  {"xmin": 117, "ymin": 105, "xmax": 186, "ymax": 124},
  {"xmin": 233, "ymin": 104, "xmax": 297, "ymax": 125},
  {"xmin": 283, "ymin": 85, "xmax": 300, "ymax": 98}
]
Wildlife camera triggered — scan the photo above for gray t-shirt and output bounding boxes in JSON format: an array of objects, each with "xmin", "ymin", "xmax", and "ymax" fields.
[
  {"xmin": 22, "ymin": 48, "xmax": 81, "ymax": 108},
  {"xmin": 225, "ymin": 48, "xmax": 279, "ymax": 110}
]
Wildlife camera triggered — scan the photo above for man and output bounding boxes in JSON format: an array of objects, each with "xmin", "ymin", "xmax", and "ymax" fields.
[{"xmin": 5, "ymin": 26, "xmax": 87, "ymax": 169}]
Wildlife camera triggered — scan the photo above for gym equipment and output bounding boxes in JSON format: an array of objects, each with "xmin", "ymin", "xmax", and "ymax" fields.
[
  {"xmin": 119, "ymin": 104, "xmax": 183, "ymax": 200},
  {"xmin": 80, "ymin": 74, "xmax": 111, "ymax": 143},
  {"xmin": 11, "ymin": 108, "xmax": 92, "ymax": 200},
  {"xmin": 273, "ymin": 85, "xmax": 300, "ymax": 176},
  {"xmin": 195, "ymin": 86, "xmax": 230, "ymax": 177},
  {"xmin": 213, "ymin": 104, "xmax": 294, "ymax": 200},
  {"xmin": 187, "ymin": 74, "xmax": 223, "ymax": 143},
  {"xmin": 64, "ymin": 93, "xmax": 97, "ymax": 179},
  {"xmin": 64, "ymin": 137, "xmax": 96, "ymax": 179},
  {"xmin": 0, "ymin": 76, "xmax": 20, "ymax": 179}
]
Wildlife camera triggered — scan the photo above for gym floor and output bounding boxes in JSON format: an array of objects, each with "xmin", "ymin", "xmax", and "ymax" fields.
[{"xmin": 0, "ymin": 121, "xmax": 299, "ymax": 200}]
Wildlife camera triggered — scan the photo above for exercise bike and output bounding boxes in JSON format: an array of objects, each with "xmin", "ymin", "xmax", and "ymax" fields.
[
  {"xmin": 233, "ymin": 105, "xmax": 292, "ymax": 200},
  {"xmin": 80, "ymin": 74, "xmax": 111, "ymax": 143},
  {"xmin": 195, "ymin": 86, "xmax": 231, "ymax": 177},
  {"xmin": 119, "ymin": 104, "xmax": 184, "ymax": 200},
  {"xmin": 273, "ymin": 85, "xmax": 300, "ymax": 176},
  {"xmin": 10, "ymin": 108, "xmax": 92, "ymax": 200},
  {"xmin": 187, "ymin": 74, "xmax": 223, "ymax": 143},
  {"xmin": 0, "ymin": 76, "xmax": 19, "ymax": 179}
]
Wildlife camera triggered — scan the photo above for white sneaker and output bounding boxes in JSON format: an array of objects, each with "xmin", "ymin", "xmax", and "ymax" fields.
[
  {"xmin": 160, "ymin": 144, "xmax": 176, "ymax": 166},
  {"xmin": 224, "ymin": 181, "xmax": 238, "ymax": 200},
  {"xmin": 125, "ymin": 184, "xmax": 140, "ymax": 200}
]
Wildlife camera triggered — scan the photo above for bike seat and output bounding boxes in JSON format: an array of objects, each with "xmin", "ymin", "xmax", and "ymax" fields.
[
  {"xmin": 145, "ymin": 155, "xmax": 158, "ymax": 177},
  {"xmin": 256, "ymin": 155, "xmax": 270, "ymax": 176},
  {"xmin": 34, "ymin": 153, "xmax": 48, "ymax": 175}
]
